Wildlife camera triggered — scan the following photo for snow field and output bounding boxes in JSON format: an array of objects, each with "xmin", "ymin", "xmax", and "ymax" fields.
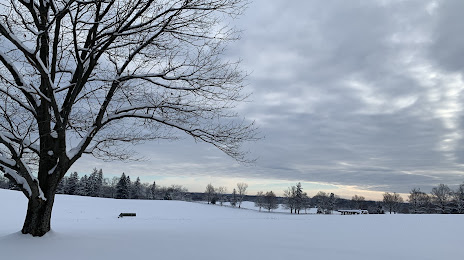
[{"xmin": 0, "ymin": 189, "xmax": 462, "ymax": 260}]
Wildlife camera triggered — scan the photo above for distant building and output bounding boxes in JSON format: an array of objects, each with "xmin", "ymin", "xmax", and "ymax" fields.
[{"xmin": 337, "ymin": 209, "xmax": 368, "ymax": 215}]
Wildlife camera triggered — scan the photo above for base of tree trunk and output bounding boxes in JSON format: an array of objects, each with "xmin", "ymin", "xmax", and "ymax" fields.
[{"xmin": 21, "ymin": 197, "xmax": 55, "ymax": 237}]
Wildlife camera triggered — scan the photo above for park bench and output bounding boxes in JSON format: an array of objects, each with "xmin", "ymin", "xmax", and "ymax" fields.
[{"xmin": 118, "ymin": 213, "xmax": 136, "ymax": 218}]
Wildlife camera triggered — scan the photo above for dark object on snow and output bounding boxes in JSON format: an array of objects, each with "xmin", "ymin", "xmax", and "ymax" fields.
[{"xmin": 118, "ymin": 213, "xmax": 136, "ymax": 218}]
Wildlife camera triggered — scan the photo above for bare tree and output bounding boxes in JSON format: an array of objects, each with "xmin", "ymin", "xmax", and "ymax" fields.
[
  {"xmin": 408, "ymin": 188, "xmax": 430, "ymax": 214},
  {"xmin": 165, "ymin": 184, "xmax": 188, "ymax": 201},
  {"xmin": 263, "ymin": 191, "xmax": 278, "ymax": 212},
  {"xmin": 301, "ymin": 192, "xmax": 311, "ymax": 214},
  {"xmin": 283, "ymin": 183, "xmax": 304, "ymax": 214},
  {"xmin": 314, "ymin": 191, "xmax": 337, "ymax": 214},
  {"xmin": 383, "ymin": 192, "xmax": 403, "ymax": 214},
  {"xmin": 254, "ymin": 191, "xmax": 264, "ymax": 211},
  {"xmin": 431, "ymin": 184, "xmax": 452, "ymax": 214},
  {"xmin": 452, "ymin": 183, "xmax": 464, "ymax": 214},
  {"xmin": 283, "ymin": 185, "xmax": 296, "ymax": 214},
  {"xmin": 216, "ymin": 186, "xmax": 227, "ymax": 206},
  {"xmin": 351, "ymin": 195, "xmax": 365, "ymax": 210},
  {"xmin": 236, "ymin": 182, "xmax": 248, "ymax": 208},
  {"xmin": 205, "ymin": 183, "xmax": 216, "ymax": 204},
  {"xmin": 0, "ymin": 0, "xmax": 255, "ymax": 236}
]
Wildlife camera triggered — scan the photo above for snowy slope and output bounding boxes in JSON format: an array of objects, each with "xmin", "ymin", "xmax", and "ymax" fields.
[{"xmin": 0, "ymin": 189, "xmax": 462, "ymax": 260}]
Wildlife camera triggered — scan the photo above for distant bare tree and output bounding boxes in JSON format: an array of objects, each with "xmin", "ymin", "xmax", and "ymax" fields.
[
  {"xmin": 452, "ymin": 183, "xmax": 464, "ymax": 214},
  {"xmin": 283, "ymin": 182, "xmax": 304, "ymax": 214},
  {"xmin": 205, "ymin": 184, "xmax": 216, "ymax": 204},
  {"xmin": 109, "ymin": 177, "xmax": 119, "ymax": 198},
  {"xmin": 0, "ymin": 0, "xmax": 256, "ymax": 236},
  {"xmin": 263, "ymin": 191, "xmax": 279, "ymax": 212},
  {"xmin": 431, "ymin": 184, "xmax": 452, "ymax": 214},
  {"xmin": 302, "ymin": 193, "xmax": 311, "ymax": 214},
  {"xmin": 314, "ymin": 191, "xmax": 337, "ymax": 214},
  {"xmin": 351, "ymin": 195, "xmax": 365, "ymax": 210},
  {"xmin": 254, "ymin": 191, "xmax": 265, "ymax": 211},
  {"xmin": 408, "ymin": 188, "xmax": 430, "ymax": 214},
  {"xmin": 283, "ymin": 185, "xmax": 296, "ymax": 214},
  {"xmin": 383, "ymin": 192, "xmax": 403, "ymax": 214},
  {"xmin": 216, "ymin": 186, "xmax": 228, "ymax": 206},
  {"xmin": 236, "ymin": 182, "xmax": 248, "ymax": 208},
  {"xmin": 167, "ymin": 185, "xmax": 188, "ymax": 201}
]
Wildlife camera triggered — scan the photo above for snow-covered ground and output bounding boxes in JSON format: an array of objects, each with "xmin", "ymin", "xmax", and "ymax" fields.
[{"xmin": 0, "ymin": 189, "xmax": 462, "ymax": 260}]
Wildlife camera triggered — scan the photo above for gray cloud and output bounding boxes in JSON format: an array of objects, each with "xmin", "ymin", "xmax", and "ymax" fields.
[
  {"xmin": 226, "ymin": 0, "xmax": 464, "ymax": 193},
  {"xmin": 70, "ymin": 0, "xmax": 464, "ymax": 195}
]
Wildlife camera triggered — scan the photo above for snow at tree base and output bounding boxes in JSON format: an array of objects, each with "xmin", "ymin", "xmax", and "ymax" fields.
[{"xmin": 1, "ymin": 189, "xmax": 462, "ymax": 260}]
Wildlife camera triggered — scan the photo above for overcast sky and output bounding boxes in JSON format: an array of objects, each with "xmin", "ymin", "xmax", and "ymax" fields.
[{"xmin": 71, "ymin": 0, "xmax": 464, "ymax": 200}]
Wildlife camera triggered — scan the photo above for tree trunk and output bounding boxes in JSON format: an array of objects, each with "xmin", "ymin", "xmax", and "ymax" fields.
[{"xmin": 22, "ymin": 195, "xmax": 55, "ymax": 237}]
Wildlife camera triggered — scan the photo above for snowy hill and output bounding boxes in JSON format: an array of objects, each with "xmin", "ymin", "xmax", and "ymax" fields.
[{"xmin": 0, "ymin": 189, "xmax": 462, "ymax": 260}]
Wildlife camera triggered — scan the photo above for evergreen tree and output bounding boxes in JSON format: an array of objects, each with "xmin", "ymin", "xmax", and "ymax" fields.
[
  {"xmin": 149, "ymin": 181, "xmax": 157, "ymax": 200},
  {"xmin": 65, "ymin": 172, "xmax": 79, "ymax": 195},
  {"xmin": 230, "ymin": 188, "xmax": 237, "ymax": 207},
  {"xmin": 56, "ymin": 176, "xmax": 67, "ymax": 194},
  {"xmin": 328, "ymin": 193, "xmax": 336, "ymax": 213},
  {"xmin": 115, "ymin": 173, "xmax": 130, "ymax": 199},
  {"xmin": 77, "ymin": 175, "xmax": 91, "ymax": 196},
  {"xmin": 88, "ymin": 168, "xmax": 103, "ymax": 197},
  {"xmin": 126, "ymin": 175, "xmax": 132, "ymax": 199},
  {"xmin": 295, "ymin": 182, "xmax": 303, "ymax": 214},
  {"xmin": 131, "ymin": 177, "xmax": 143, "ymax": 199}
]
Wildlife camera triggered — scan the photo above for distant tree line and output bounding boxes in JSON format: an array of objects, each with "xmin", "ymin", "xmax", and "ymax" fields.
[
  {"xmin": 206, "ymin": 182, "xmax": 345, "ymax": 214},
  {"xmin": 204, "ymin": 182, "xmax": 249, "ymax": 208},
  {"xmin": 406, "ymin": 183, "xmax": 464, "ymax": 214},
  {"xmin": 59, "ymin": 170, "xmax": 189, "ymax": 200},
  {"xmin": 2, "ymin": 172, "xmax": 464, "ymax": 214},
  {"xmin": 251, "ymin": 182, "xmax": 464, "ymax": 215},
  {"xmin": 1, "ymin": 169, "xmax": 189, "ymax": 201}
]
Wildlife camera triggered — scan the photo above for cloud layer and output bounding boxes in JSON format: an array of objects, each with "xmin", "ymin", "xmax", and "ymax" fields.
[{"xmin": 72, "ymin": 0, "xmax": 464, "ymax": 197}]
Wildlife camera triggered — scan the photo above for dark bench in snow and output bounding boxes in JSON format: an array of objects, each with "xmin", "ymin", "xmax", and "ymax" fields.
[{"xmin": 118, "ymin": 213, "xmax": 136, "ymax": 218}]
